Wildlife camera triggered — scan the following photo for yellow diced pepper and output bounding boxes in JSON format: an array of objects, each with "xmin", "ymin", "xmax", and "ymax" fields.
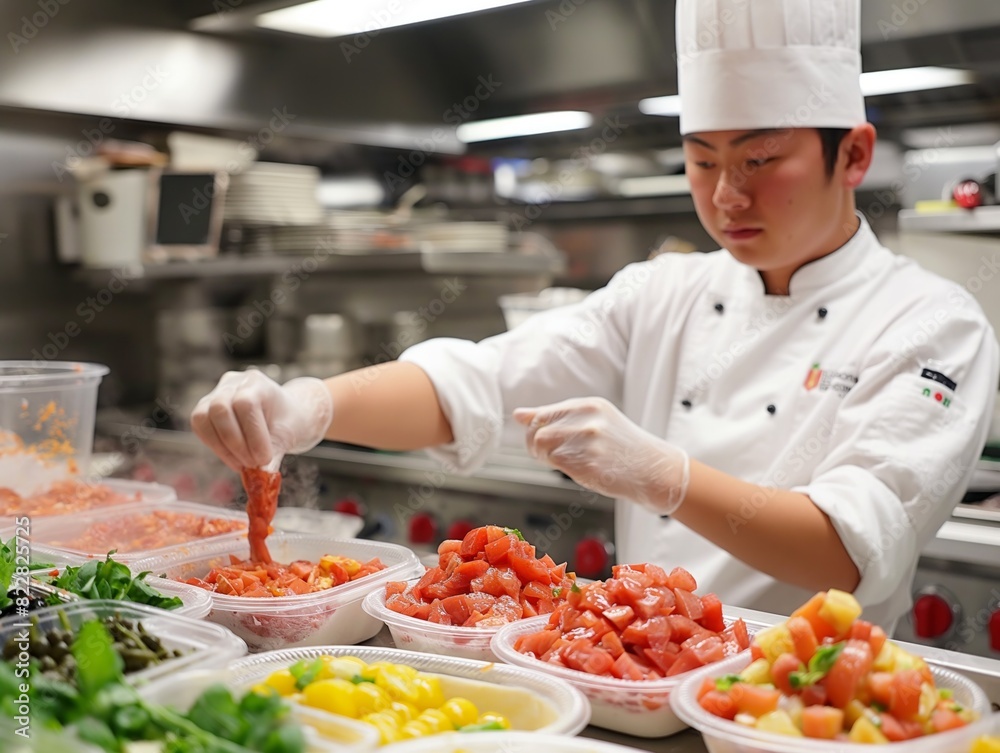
[
  {"xmin": 755, "ymin": 710, "xmax": 803, "ymax": 737},
  {"xmin": 818, "ymin": 589, "xmax": 862, "ymax": 637},
  {"xmin": 739, "ymin": 658, "xmax": 773, "ymax": 685},
  {"xmin": 849, "ymin": 716, "xmax": 889, "ymax": 744}
]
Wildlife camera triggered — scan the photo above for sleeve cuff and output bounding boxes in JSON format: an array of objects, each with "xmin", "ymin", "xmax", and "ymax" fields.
[{"xmin": 793, "ymin": 465, "xmax": 917, "ymax": 607}]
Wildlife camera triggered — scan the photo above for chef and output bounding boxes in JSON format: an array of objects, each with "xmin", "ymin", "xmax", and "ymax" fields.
[{"xmin": 192, "ymin": 0, "xmax": 999, "ymax": 628}]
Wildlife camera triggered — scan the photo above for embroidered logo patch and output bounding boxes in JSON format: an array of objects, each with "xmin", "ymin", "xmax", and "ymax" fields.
[
  {"xmin": 803, "ymin": 363, "xmax": 858, "ymax": 397},
  {"xmin": 920, "ymin": 368, "xmax": 957, "ymax": 391},
  {"xmin": 921, "ymin": 387, "xmax": 952, "ymax": 408}
]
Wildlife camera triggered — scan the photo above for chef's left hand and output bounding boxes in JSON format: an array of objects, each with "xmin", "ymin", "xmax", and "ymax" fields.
[{"xmin": 514, "ymin": 397, "xmax": 690, "ymax": 515}]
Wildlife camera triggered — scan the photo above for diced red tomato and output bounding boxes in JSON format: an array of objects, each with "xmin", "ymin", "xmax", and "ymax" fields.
[
  {"xmin": 603, "ymin": 604, "xmax": 635, "ymax": 631},
  {"xmin": 787, "ymin": 615, "xmax": 820, "ymax": 664},
  {"xmin": 484, "ymin": 534, "xmax": 517, "ymax": 566},
  {"xmin": 888, "ymin": 669, "xmax": 924, "ymax": 721},
  {"xmin": 728, "ymin": 683, "xmax": 781, "ymax": 716},
  {"xmin": 673, "ymin": 588, "xmax": 705, "ymax": 621},
  {"xmin": 437, "ymin": 539, "xmax": 462, "ymax": 556},
  {"xmin": 515, "ymin": 629, "xmax": 560, "ymax": 657},
  {"xmin": 790, "ymin": 592, "xmax": 838, "ymax": 641},
  {"xmin": 800, "ymin": 683, "xmax": 828, "ymax": 707},
  {"xmin": 880, "ymin": 713, "xmax": 925, "ymax": 742},
  {"xmin": 868, "ymin": 625, "xmax": 887, "ymax": 658},
  {"xmin": 931, "ymin": 708, "xmax": 967, "ymax": 733},
  {"xmin": 823, "ymin": 639, "xmax": 873, "ymax": 709},
  {"xmin": 666, "ymin": 614, "xmax": 702, "ymax": 643},
  {"xmin": 460, "ymin": 527, "xmax": 490, "ymax": 558},
  {"xmin": 561, "ymin": 638, "xmax": 615, "ymax": 676},
  {"xmin": 699, "ymin": 593, "xmax": 725, "ymax": 632},
  {"xmin": 667, "ymin": 567, "xmax": 698, "ymax": 592},
  {"xmin": 801, "ymin": 706, "xmax": 844, "ymax": 739},
  {"xmin": 771, "ymin": 652, "xmax": 806, "ymax": 696},
  {"xmin": 867, "ymin": 672, "xmax": 893, "ymax": 706},
  {"xmin": 665, "ymin": 647, "xmax": 704, "ymax": 677},
  {"xmin": 600, "ymin": 630, "xmax": 626, "ymax": 659},
  {"xmin": 611, "ymin": 651, "xmax": 647, "ymax": 681},
  {"xmin": 699, "ymin": 690, "xmax": 738, "ymax": 720}
]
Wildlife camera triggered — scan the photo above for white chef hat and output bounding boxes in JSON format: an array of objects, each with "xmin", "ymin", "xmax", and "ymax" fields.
[{"xmin": 676, "ymin": 0, "xmax": 866, "ymax": 135}]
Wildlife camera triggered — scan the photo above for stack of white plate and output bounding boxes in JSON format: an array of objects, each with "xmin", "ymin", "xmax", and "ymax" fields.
[
  {"xmin": 224, "ymin": 162, "xmax": 322, "ymax": 225},
  {"xmin": 244, "ymin": 210, "xmax": 414, "ymax": 254},
  {"xmin": 414, "ymin": 221, "xmax": 510, "ymax": 253}
]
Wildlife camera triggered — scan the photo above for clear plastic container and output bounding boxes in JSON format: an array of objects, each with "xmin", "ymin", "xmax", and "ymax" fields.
[
  {"xmin": 492, "ymin": 611, "xmax": 772, "ymax": 738},
  {"xmin": 0, "ymin": 361, "xmax": 108, "ymax": 496},
  {"xmin": 140, "ymin": 667, "xmax": 380, "ymax": 753},
  {"xmin": 227, "ymin": 645, "xmax": 591, "ymax": 737},
  {"xmin": 15, "ymin": 500, "xmax": 249, "ymax": 566},
  {"xmin": 136, "ymin": 534, "xmax": 424, "ymax": 651},
  {"xmin": 670, "ymin": 651, "xmax": 994, "ymax": 753},
  {"xmin": 362, "ymin": 578, "xmax": 507, "ymax": 662},
  {"xmin": 0, "ymin": 477, "xmax": 177, "ymax": 530},
  {"xmin": 0, "ymin": 599, "xmax": 247, "ymax": 687},
  {"xmin": 382, "ymin": 731, "xmax": 653, "ymax": 753}
]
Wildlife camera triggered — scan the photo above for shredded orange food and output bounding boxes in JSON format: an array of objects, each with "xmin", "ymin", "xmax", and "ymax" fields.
[{"xmin": 50, "ymin": 510, "xmax": 247, "ymax": 553}]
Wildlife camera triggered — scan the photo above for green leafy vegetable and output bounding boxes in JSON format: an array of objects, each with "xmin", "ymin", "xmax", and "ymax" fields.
[
  {"xmin": 551, "ymin": 587, "xmax": 562, "ymax": 598},
  {"xmin": 0, "ymin": 538, "xmax": 18, "ymax": 611},
  {"xmin": 460, "ymin": 721, "xmax": 508, "ymax": 733},
  {"xmin": 789, "ymin": 642, "xmax": 845, "ymax": 689},
  {"xmin": 44, "ymin": 555, "xmax": 183, "ymax": 610},
  {"xmin": 571, "ymin": 582, "xmax": 581, "ymax": 594},
  {"xmin": 502, "ymin": 527, "xmax": 525, "ymax": 541},
  {"xmin": 715, "ymin": 674, "xmax": 744, "ymax": 692},
  {"xmin": 288, "ymin": 658, "xmax": 324, "ymax": 690}
]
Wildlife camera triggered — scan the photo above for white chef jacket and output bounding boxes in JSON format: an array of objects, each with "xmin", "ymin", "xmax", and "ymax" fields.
[{"xmin": 399, "ymin": 217, "xmax": 999, "ymax": 628}]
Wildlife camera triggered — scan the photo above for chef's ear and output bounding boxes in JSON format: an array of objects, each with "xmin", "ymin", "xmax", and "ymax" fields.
[{"xmin": 840, "ymin": 123, "xmax": 877, "ymax": 190}]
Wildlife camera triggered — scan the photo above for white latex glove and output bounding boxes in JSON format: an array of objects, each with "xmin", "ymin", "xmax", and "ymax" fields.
[
  {"xmin": 514, "ymin": 397, "xmax": 690, "ymax": 516},
  {"xmin": 190, "ymin": 370, "xmax": 334, "ymax": 472}
]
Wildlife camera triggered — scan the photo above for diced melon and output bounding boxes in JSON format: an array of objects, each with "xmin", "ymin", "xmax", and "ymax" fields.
[
  {"xmin": 755, "ymin": 710, "xmax": 803, "ymax": 737},
  {"xmin": 917, "ymin": 682, "xmax": 938, "ymax": 722},
  {"xmin": 818, "ymin": 589, "xmax": 862, "ymax": 637},
  {"xmin": 971, "ymin": 736, "xmax": 1000, "ymax": 753},
  {"xmin": 872, "ymin": 640, "xmax": 896, "ymax": 672},
  {"xmin": 849, "ymin": 716, "xmax": 889, "ymax": 744},
  {"xmin": 739, "ymin": 658, "xmax": 774, "ymax": 686},
  {"xmin": 843, "ymin": 699, "xmax": 868, "ymax": 729},
  {"xmin": 754, "ymin": 625, "xmax": 795, "ymax": 664}
]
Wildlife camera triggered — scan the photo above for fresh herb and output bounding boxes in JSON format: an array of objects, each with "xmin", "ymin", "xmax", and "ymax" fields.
[
  {"xmin": 789, "ymin": 642, "xmax": 845, "ymax": 689},
  {"xmin": 0, "ymin": 619, "xmax": 306, "ymax": 753},
  {"xmin": 43, "ymin": 555, "xmax": 183, "ymax": 610},
  {"xmin": 551, "ymin": 587, "xmax": 563, "ymax": 598},
  {"xmin": 715, "ymin": 674, "xmax": 744, "ymax": 692},
  {"xmin": 938, "ymin": 689, "xmax": 954, "ymax": 700},
  {"xmin": 871, "ymin": 701, "xmax": 887, "ymax": 713},
  {"xmin": 288, "ymin": 658, "xmax": 324, "ymax": 690},
  {"xmin": 460, "ymin": 721, "xmax": 508, "ymax": 733},
  {"xmin": 571, "ymin": 583, "xmax": 581, "ymax": 594},
  {"xmin": 0, "ymin": 538, "xmax": 17, "ymax": 611},
  {"xmin": 349, "ymin": 675, "xmax": 376, "ymax": 685},
  {"xmin": 503, "ymin": 527, "xmax": 525, "ymax": 541}
]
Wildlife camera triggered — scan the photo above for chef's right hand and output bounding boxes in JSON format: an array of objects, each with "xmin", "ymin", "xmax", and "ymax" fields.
[{"xmin": 190, "ymin": 371, "xmax": 334, "ymax": 472}]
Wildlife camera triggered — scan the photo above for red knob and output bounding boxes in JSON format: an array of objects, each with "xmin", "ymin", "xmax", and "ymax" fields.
[
  {"xmin": 409, "ymin": 513, "xmax": 438, "ymax": 545},
  {"xmin": 446, "ymin": 520, "xmax": 476, "ymax": 541},
  {"xmin": 912, "ymin": 593, "xmax": 954, "ymax": 639},
  {"xmin": 334, "ymin": 498, "xmax": 364, "ymax": 517},
  {"xmin": 989, "ymin": 611, "xmax": 1000, "ymax": 653},
  {"xmin": 574, "ymin": 538, "xmax": 609, "ymax": 579},
  {"xmin": 953, "ymin": 180, "xmax": 983, "ymax": 209}
]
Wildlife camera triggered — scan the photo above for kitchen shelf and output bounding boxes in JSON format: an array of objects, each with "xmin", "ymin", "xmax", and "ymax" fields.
[
  {"xmin": 74, "ymin": 248, "xmax": 566, "ymax": 283},
  {"xmin": 898, "ymin": 205, "xmax": 1000, "ymax": 234}
]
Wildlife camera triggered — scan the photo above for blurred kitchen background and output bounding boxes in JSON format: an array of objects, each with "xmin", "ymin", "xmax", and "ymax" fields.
[{"xmin": 2, "ymin": 0, "xmax": 1000, "ymax": 655}]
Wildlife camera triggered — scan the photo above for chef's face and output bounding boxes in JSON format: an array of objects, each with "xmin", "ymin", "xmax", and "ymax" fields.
[{"xmin": 682, "ymin": 127, "xmax": 869, "ymax": 288}]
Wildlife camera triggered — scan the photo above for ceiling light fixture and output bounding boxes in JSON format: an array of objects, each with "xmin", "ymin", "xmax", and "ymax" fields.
[
  {"xmin": 255, "ymin": 0, "xmax": 535, "ymax": 37},
  {"xmin": 638, "ymin": 67, "xmax": 975, "ymax": 117},
  {"xmin": 456, "ymin": 111, "xmax": 593, "ymax": 142}
]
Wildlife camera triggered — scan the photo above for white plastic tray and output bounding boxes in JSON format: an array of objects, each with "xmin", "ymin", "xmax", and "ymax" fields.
[
  {"xmin": 0, "ymin": 599, "xmax": 247, "ymax": 687},
  {"xmin": 227, "ymin": 645, "xmax": 591, "ymax": 737},
  {"xmin": 671, "ymin": 651, "xmax": 993, "ymax": 753},
  {"xmin": 383, "ymin": 731, "xmax": 653, "ymax": 753},
  {"xmin": 492, "ymin": 611, "xmax": 770, "ymax": 738},
  {"xmin": 136, "ymin": 534, "xmax": 424, "ymax": 651},
  {"xmin": 362, "ymin": 578, "xmax": 508, "ymax": 662}
]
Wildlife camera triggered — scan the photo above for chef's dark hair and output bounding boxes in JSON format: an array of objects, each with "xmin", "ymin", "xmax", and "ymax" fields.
[{"xmin": 817, "ymin": 128, "xmax": 851, "ymax": 178}]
